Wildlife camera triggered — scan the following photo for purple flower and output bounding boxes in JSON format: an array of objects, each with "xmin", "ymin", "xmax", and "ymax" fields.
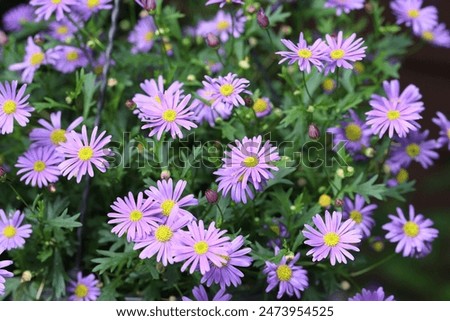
[
  {"xmin": 265, "ymin": 218, "xmax": 290, "ymax": 249},
  {"xmin": 432, "ymin": 111, "xmax": 450, "ymax": 149},
  {"xmin": 349, "ymin": 287, "xmax": 395, "ymax": 301},
  {"xmin": 263, "ymin": 250, "xmax": 309, "ymax": 299},
  {"xmin": 382, "ymin": 204, "xmax": 438, "ymax": 257},
  {"xmin": 327, "ymin": 109, "xmax": 372, "ymax": 154},
  {"xmin": 182, "ymin": 285, "xmax": 231, "ymax": 301},
  {"xmin": 74, "ymin": 0, "xmax": 112, "ymax": 20},
  {"xmin": 196, "ymin": 10, "xmax": 246, "ymax": 43},
  {"xmin": 67, "ymin": 272, "xmax": 101, "ymax": 301},
  {"xmin": 343, "ymin": 195, "xmax": 377, "ymax": 238},
  {"xmin": 214, "ymin": 167, "xmax": 255, "ymax": 204},
  {"xmin": 15, "ymin": 147, "xmax": 63, "ymax": 188},
  {"xmin": 372, "ymin": 79, "xmax": 424, "ymax": 112},
  {"xmin": 173, "ymin": 220, "xmax": 230, "ymax": 275},
  {"xmin": 206, "ymin": 0, "xmax": 243, "ymax": 7},
  {"xmin": 325, "ymin": 0, "xmax": 365, "ymax": 16},
  {"xmin": 128, "ymin": 16, "xmax": 157, "ymax": 54},
  {"xmin": 252, "ymin": 97, "xmax": 272, "ymax": 118},
  {"xmin": 391, "ymin": 0, "xmax": 438, "ymax": 34},
  {"xmin": 419, "ymin": 23, "xmax": 450, "ymax": 48},
  {"xmin": 57, "ymin": 125, "xmax": 111, "ymax": 183},
  {"xmin": 0, "ymin": 259, "xmax": 13, "ymax": 296},
  {"xmin": 48, "ymin": 17, "xmax": 80, "ymax": 42},
  {"xmin": 201, "ymin": 235, "xmax": 253, "ymax": 288},
  {"xmin": 30, "ymin": 0, "xmax": 76, "ymax": 21},
  {"xmin": 386, "ymin": 167, "xmax": 410, "ymax": 187},
  {"xmin": 107, "ymin": 192, "xmax": 162, "ymax": 242},
  {"xmin": 388, "ymin": 130, "xmax": 440, "ymax": 169},
  {"xmin": 0, "ymin": 81, "xmax": 34, "ymax": 135},
  {"xmin": 145, "ymin": 179, "xmax": 198, "ymax": 224},
  {"xmin": 324, "ymin": 31, "xmax": 367, "ymax": 74},
  {"xmin": 303, "ymin": 211, "xmax": 362, "ymax": 265},
  {"xmin": 0, "ymin": 210, "xmax": 32, "ymax": 251},
  {"xmin": 9, "ymin": 37, "xmax": 48, "ymax": 83},
  {"xmin": 191, "ymin": 88, "xmax": 232, "ymax": 127},
  {"xmin": 2, "ymin": 4, "xmax": 35, "ymax": 32},
  {"xmin": 276, "ymin": 32, "xmax": 328, "ymax": 73},
  {"xmin": 203, "ymin": 73, "xmax": 250, "ymax": 109},
  {"xmin": 135, "ymin": 0, "xmax": 156, "ymax": 11},
  {"xmin": 47, "ymin": 45, "xmax": 89, "ymax": 74}
]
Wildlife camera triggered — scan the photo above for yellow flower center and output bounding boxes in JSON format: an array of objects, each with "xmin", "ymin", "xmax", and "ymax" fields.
[
  {"xmin": 276, "ymin": 265, "xmax": 292, "ymax": 281},
  {"xmin": 350, "ymin": 210, "xmax": 363, "ymax": 224},
  {"xmin": 372, "ymin": 241, "xmax": 384, "ymax": 252},
  {"xmin": 57, "ymin": 25, "xmax": 69, "ymax": 35},
  {"xmin": 330, "ymin": 49, "xmax": 345, "ymax": 60},
  {"xmin": 3, "ymin": 225, "xmax": 17, "ymax": 238},
  {"xmin": 406, "ymin": 143, "xmax": 420, "ymax": 158},
  {"xmin": 78, "ymin": 146, "xmax": 94, "ymax": 161},
  {"xmin": 74, "ymin": 284, "xmax": 88, "ymax": 298},
  {"xmin": 345, "ymin": 123, "xmax": 362, "ymax": 141},
  {"xmin": 129, "ymin": 210, "xmax": 143, "ymax": 222},
  {"xmin": 219, "ymin": 84, "xmax": 234, "ymax": 97},
  {"xmin": 50, "ymin": 129, "xmax": 67, "ymax": 145},
  {"xmin": 318, "ymin": 194, "xmax": 331, "ymax": 207},
  {"xmin": 403, "ymin": 221, "xmax": 419, "ymax": 238},
  {"xmin": 155, "ymin": 225, "xmax": 173, "ymax": 242},
  {"xmin": 354, "ymin": 61, "xmax": 364, "ymax": 74},
  {"xmin": 387, "ymin": 110, "xmax": 400, "ymax": 120},
  {"xmin": 33, "ymin": 161, "xmax": 46, "ymax": 172},
  {"xmin": 160, "ymin": 200, "xmax": 175, "ymax": 216},
  {"xmin": 94, "ymin": 65, "xmax": 104, "ymax": 75},
  {"xmin": 2, "ymin": 100, "xmax": 17, "ymax": 115},
  {"xmin": 243, "ymin": 156, "xmax": 259, "ymax": 168},
  {"xmin": 30, "ymin": 52, "xmax": 45, "ymax": 66},
  {"xmin": 87, "ymin": 0, "xmax": 100, "ymax": 9},
  {"xmin": 396, "ymin": 168, "xmax": 409, "ymax": 184},
  {"xmin": 322, "ymin": 78, "xmax": 335, "ymax": 91},
  {"xmin": 162, "ymin": 110, "xmax": 177, "ymax": 122},
  {"xmin": 422, "ymin": 31, "xmax": 434, "ymax": 41},
  {"xmin": 447, "ymin": 129, "xmax": 450, "ymax": 139},
  {"xmin": 252, "ymin": 98, "xmax": 268, "ymax": 113},
  {"xmin": 217, "ymin": 20, "xmax": 230, "ymax": 31},
  {"xmin": 145, "ymin": 31, "xmax": 154, "ymax": 42},
  {"xmin": 193, "ymin": 241, "xmax": 209, "ymax": 255},
  {"xmin": 323, "ymin": 232, "xmax": 340, "ymax": 247},
  {"xmin": 408, "ymin": 9, "xmax": 420, "ymax": 18},
  {"xmin": 66, "ymin": 51, "xmax": 79, "ymax": 62},
  {"xmin": 269, "ymin": 224, "xmax": 280, "ymax": 236},
  {"xmin": 298, "ymin": 48, "xmax": 312, "ymax": 59},
  {"xmin": 51, "ymin": 0, "xmax": 62, "ymax": 4}
]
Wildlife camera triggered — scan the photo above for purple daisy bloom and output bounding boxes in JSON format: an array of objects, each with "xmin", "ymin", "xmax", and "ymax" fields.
[
  {"xmin": 134, "ymin": 216, "xmax": 190, "ymax": 266},
  {"xmin": 276, "ymin": 32, "xmax": 328, "ymax": 73},
  {"xmin": 74, "ymin": 0, "xmax": 112, "ymax": 20},
  {"xmin": 303, "ymin": 211, "xmax": 362, "ymax": 265},
  {"xmin": 47, "ymin": 45, "xmax": 89, "ymax": 74},
  {"xmin": 327, "ymin": 109, "xmax": 372, "ymax": 154},
  {"xmin": 214, "ymin": 167, "xmax": 255, "ymax": 204},
  {"xmin": 343, "ymin": 195, "xmax": 377, "ymax": 238},
  {"xmin": 265, "ymin": 218, "xmax": 290, "ymax": 249},
  {"xmin": 182, "ymin": 285, "xmax": 231, "ymax": 301},
  {"xmin": 128, "ymin": 16, "xmax": 157, "ymax": 54},
  {"xmin": 0, "ymin": 80, "xmax": 34, "ymax": 135},
  {"xmin": 203, "ymin": 73, "xmax": 250, "ymax": 109},
  {"xmin": 388, "ymin": 130, "xmax": 440, "ymax": 169},
  {"xmin": 0, "ymin": 210, "xmax": 32, "ymax": 251},
  {"xmin": 15, "ymin": 146, "xmax": 63, "ymax": 188},
  {"xmin": 349, "ymin": 287, "xmax": 395, "ymax": 301},
  {"xmin": 382, "ymin": 204, "xmax": 438, "ymax": 257},
  {"xmin": 2, "ymin": 4, "xmax": 35, "ymax": 32},
  {"xmin": 9, "ymin": 37, "xmax": 48, "ymax": 83},
  {"xmin": 0, "ymin": 259, "xmax": 13, "ymax": 296},
  {"xmin": 419, "ymin": 23, "xmax": 450, "ymax": 48},
  {"xmin": 201, "ymin": 235, "xmax": 253, "ymax": 288},
  {"xmin": 191, "ymin": 88, "xmax": 232, "ymax": 127},
  {"xmin": 57, "ymin": 125, "xmax": 111, "ymax": 183},
  {"xmin": 324, "ymin": 31, "xmax": 367, "ymax": 74},
  {"xmin": 432, "ymin": 112, "xmax": 450, "ymax": 149},
  {"xmin": 386, "ymin": 167, "xmax": 410, "ymax": 187},
  {"xmin": 372, "ymin": 79, "xmax": 424, "ymax": 112},
  {"xmin": 197, "ymin": 10, "xmax": 246, "ymax": 43},
  {"xmin": 252, "ymin": 97, "xmax": 272, "ymax": 118},
  {"xmin": 30, "ymin": 111, "xmax": 83, "ymax": 148},
  {"xmin": 67, "ymin": 272, "xmax": 101, "ymax": 301},
  {"xmin": 263, "ymin": 250, "xmax": 309, "ymax": 299},
  {"xmin": 145, "ymin": 179, "xmax": 198, "ymax": 224},
  {"xmin": 173, "ymin": 220, "xmax": 230, "ymax": 275},
  {"xmin": 391, "ymin": 0, "xmax": 438, "ymax": 34},
  {"xmin": 48, "ymin": 17, "xmax": 80, "ymax": 42},
  {"xmin": 107, "ymin": 192, "xmax": 162, "ymax": 242},
  {"xmin": 325, "ymin": 0, "xmax": 365, "ymax": 16},
  {"xmin": 30, "ymin": 0, "xmax": 76, "ymax": 21},
  {"xmin": 205, "ymin": 0, "xmax": 243, "ymax": 8}
]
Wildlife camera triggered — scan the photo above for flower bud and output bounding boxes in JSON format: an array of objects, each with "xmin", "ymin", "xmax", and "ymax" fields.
[
  {"xmin": 205, "ymin": 32, "xmax": 220, "ymax": 49},
  {"xmin": 308, "ymin": 123, "xmax": 320, "ymax": 140},
  {"xmin": 48, "ymin": 184, "xmax": 56, "ymax": 193},
  {"xmin": 334, "ymin": 198, "xmax": 344, "ymax": 207},
  {"xmin": 243, "ymin": 95, "xmax": 254, "ymax": 107},
  {"xmin": 125, "ymin": 99, "xmax": 136, "ymax": 110},
  {"xmin": 205, "ymin": 189, "xmax": 219, "ymax": 204},
  {"xmin": 136, "ymin": 0, "xmax": 156, "ymax": 12},
  {"xmin": 0, "ymin": 166, "xmax": 6, "ymax": 182},
  {"xmin": 160, "ymin": 170, "xmax": 171, "ymax": 180},
  {"xmin": 21, "ymin": 271, "xmax": 32, "ymax": 283},
  {"xmin": 0, "ymin": 31, "xmax": 8, "ymax": 46},
  {"xmin": 257, "ymin": 9, "xmax": 270, "ymax": 29}
]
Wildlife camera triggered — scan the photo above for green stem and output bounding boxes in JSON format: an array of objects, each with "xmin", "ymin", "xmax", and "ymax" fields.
[
  {"xmin": 265, "ymin": 29, "xmax": 275, "ymax": 51},
  {"xmin": 350, "ymin": 253, "xmax": 396, "ymax": 277},
  {"xmin": 302, "ymin": 72, "xmax": 313, "ymax": 102},
  {"xmin": 335, "ymin": 68, "xmax": 340, "ymax": 89},
  {"xmin": 8, "ymin": 182, "xmax": 32, "ymax": 210},
  {"xmin": 216, "ymin": 50, "xmax": 225, "ymax": 67}
]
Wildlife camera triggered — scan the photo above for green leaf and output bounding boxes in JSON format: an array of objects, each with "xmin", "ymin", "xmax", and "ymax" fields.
[
  {"xmin": 82, "ymin": 72, "xmax": 98, "ymax": 119},
  {"xmin": 47, "ymin": 210, "xmax": 82, "ymax": 230},
  {"xmin": 92, "ymin": 245, "xmax": 137, "ymax": 274}
]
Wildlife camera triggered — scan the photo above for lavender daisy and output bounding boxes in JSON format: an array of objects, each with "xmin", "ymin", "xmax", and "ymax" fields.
[
  {"xmin": 206, "ymin": 0, "xmax": 243, "ymax": 8},
  {"xmin": 191, "ymin": 88, "xmax": 232, "ymax": 127},
  {"xmin": 324, "ymin": 31, "xmax": 367, "ymax": 74},
  {"xmin": 263, "ymin": 250, "xmax": 309, "ymax": 299},
  {"xmin": 391, "ymin": 0, "xmax": 438, "ymax": 34},
  {"xmin": 387, "ymin": 167, "xmax": 410, "ymax": 187},
  {"xmin": 372, "ymin": 80, "xmax": 424, "ymax": 112},
  {"xmin": 252, "ymin": 97, "xmax": 272, "ymax": 118},
  {"xmin": 382, "ymin": 204, "xmax": 438, "ymax": 257},
  {"xmin": 214, "ymin": 167, "xmax": 255, "ymax": 204},
  {"xmin": 203, "ymin": 73, "xmax": 250, "ymax": 109},
  {"xmin": 432, "ymin": 112, "xmax": 450, "ymax": 149},
  {"xmin": 128, "ymin": 16, "xmax": 157, "ymax": 54},
  {"xmin": 15, "ymin": 147, "xmax": 63, "ymax": 188},
  {"xmin": 57, "ymin": 125, "xmax": 111, "ymax": 183},
  {"xmin": 303, "ymin": 211, "xmax": 362, "ymax": 265},
  {"xmin": 48, "ymin": 17, "xmax": 80, "ymax": 42},
  {"xmin": 197, "ymin": 10, "xmax": 246, "ymax": 43},
  {"xmin": 2, "ymin": 4, "xmax": 35, "ymax": 32},
  {"xmin": 325, "ymin": 0, "xmax": 365, "ymax": 16},
  {"xmin": 0, "ymin": 259, "xmax": 13, "ymax": 296},
  {"xmin": 67, "ymin": 272, "xmax": 101, "ymax": 301},
  {"xmin": 182, "ymin": 285, "xmax": 231, "ymax": 301},
  {"xmin": 74, "ymin": 0, "xmax": 112, "ymax": 20},
  {"xmin": 349, "ymin": 287, "xmax": 395, "ymax": 301},
  {"xmin": 173, "ymin": 220, "xmax": 230, "ymax": 275},
  {"xmin": 419, "ymin": 23, "xmax": 450, "ymax": 48},
  {"xmin": 47, "ymin": 45, "xmax": 89, "ymax": 74},
  {"xmin": 343, "ymin": 195, "xmax": 377, "ymax": 238},
  {"xmin": 9, "ymin": 37, "xmax": 48, "ymax": 83},
  {"xmin": 0, "ymin": 210, "xmax": 32, "ymax": 251},
  {"xmin": 0, "ymin": 80, "xmax": 34, "ymax": 135},
  {"xmin": 30, "ymin": 0, "xmax": 76, "ymax": 21}
]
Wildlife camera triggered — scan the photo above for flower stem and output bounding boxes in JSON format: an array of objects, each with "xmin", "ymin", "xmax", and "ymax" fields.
[
  {"xmin": 302, "ymin": 72, "xmax": 313, "ymax": 102},
  {"xmin": 7, "ymin": 182, "xmax": 31, "ymax": 210},
  {"xmin": 350, "ymin": 253, "xmax": 396, "ymax": 277}
]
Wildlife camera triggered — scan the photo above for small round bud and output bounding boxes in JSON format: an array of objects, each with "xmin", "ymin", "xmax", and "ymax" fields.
[
  {"xmin": 65, "ymin": 96, "xmax": 73, "ymax": 104},
  {"xmin": 334, "ymin": 198, "xmax": 344, "ymax": 207},
  {"xmin": 238, "ymin": 57, "xmax": 250, "ymax": 69},
  {"xmin": 306, "ymin": 105, "xmax": 315, "ymax": 113},
  {"xmin": 205, "ymin": 189, "xmax": 219, "ymax": 204},
  {"xmin": 340, "ymin": 280, "xmax": 351, "ymax": 291},
  {"xmin": 186, "ymin": 74, "xmax": 196, "ymax": 82},
  {"xmin": 280, "ymin": 25, "xmax": 292, "ymax": 36},
  {"xmin": 125, "ymin": 99, "xmax": 136, "ymax": 110},
  {"xmin": 160, "ymin": 170, "xmax": 171, "ymax": 180},
  {"xmin": 243, "ymin": 95, "xmax": 254, "ymax": 107},
  {"xmin": 247, "ymin": 5, "xmax": 257, "ymax": 14},
  {"xmin": 33, "ymin": 34, "xmax": 45, "ymax": 45},
  {"xmin": 308, "ymin": 123, "xmax": 320, "ymax": 140},
  {"xmin": 347, "ymin": 166, "xmax": 354, "ymax": 174},
  {"xmin": 205, "ymin": 32, "xmax": 220, "ymax": 49},
  {"xmin": 21, "ymin": 271, "xmax": 32, "ymax": 283},
  {"xmin": 257, "ymin": 9, "xmax": 270, "ymax": 29},
  {"xmin": 0, "ymin": 31, "xmax": 8, "ymax": 46},
  {"xmin": 336, "ymin": 168, "xmax": 345, "ymax": 178},
  {"xmin": 169, "ymin": 295, "xmax": 177, "ymax": 301},
  {"xmin": 108, "ymin": 78, "xmax": 118, "ymax": 87},
  {"xmin": 364, "ymin": 147, "xmax": 375, "ymax": 158},
  {"xmin": 48, "ymin": 184, "xmax": 57, "ymax": 193}
]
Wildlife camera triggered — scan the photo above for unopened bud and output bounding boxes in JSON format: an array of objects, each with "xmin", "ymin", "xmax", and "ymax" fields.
[
  {"xmin": 160, "ymin": 170, "xmax": 171, "ymax": 180},
  {"xmin": 0, "ymin": 166, "xmax": 6, "ymax": 182},
  {"xmin": 340, "ymin": 280, "xmax": 351, "ymax": 291},
  {"xmin": 205, "ymin": 32, "xmax": 220, "ymax": 49},
  {"xmin": 136, "ymin": 0, "xmax": 156, "ymax": 12},
  {"xmin": 21, "ymin": 271, "xmax": 32, "ymax": 283},
  {"xmin": 243, "ymin": 95, "xmax": 254, "ymax": 107},
  {"xmin": 48, "ymin": 184, "xmax": 56, "ymax": 193},
  {"xmin": 308, "ymin": 123, "xmax": 320, "ymax": 140},
  {"xmin": 0, "ymin": 31, "xmax": 8, "ymax": 46},
  {"xmin": 205, "ymin": 189, "xmax": 219, "ymax": 204},
  {"xmin": 247, "ymin": 5, "xmax": 257, "ymax": 14},
  {"xmin": 33, "ymin": 34, "xmax": 45, "ymax": 45},
  {"xmin": 364, "ymin": 147, "xmax": 375, "ymax": 158},
  {"xmin": 125, "ymin": 99, "xmax": 136, "ymax": 110},
  {"xmin": 108, "ymin": 78, "xmax": 118, "ymax": 87},
  {"xmin": 335, "ymin": 198, "xmax": 344, "ymax": 207},
  {"xmin": 257, "ymin": 9, "xmax": 270, "ymax": 29}
]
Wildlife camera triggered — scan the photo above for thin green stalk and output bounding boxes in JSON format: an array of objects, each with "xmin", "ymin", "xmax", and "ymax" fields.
[
  {"xmin": 8, "ymin": 182, "xmax": 31, "ymax": 210},
  {"xmin": 216, "ymin": 50, "xmax": 225, "ymax": 67},
  {"xmin": 350, "ymin": 253, "xmax": 396, "ymax": 277},
  {"xmin": 302, "ymin": 72, "xmax": 313, "ymax": 102}
]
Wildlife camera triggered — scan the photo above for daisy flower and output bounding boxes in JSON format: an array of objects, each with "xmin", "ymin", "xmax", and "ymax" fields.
[
  {"xmin": 324, "ymin": 31, "xmax": 367, "ymax": 74},
  {"xmin": 387, "ymin": 167, "xmax": 410, "ymax": 187},
  {"xmin": 432, "ymin": 112, "xmax": 450, "ymax": 149},
  {"xmin": 203, "ymin": 73, "xmax": 250, "ymax": 109},
  {"xmin": 325, "ymin": 0, "xmax": 365, "ymax": 16},
  {"xmin": 276, "ymin": 32, "xmax": 328, "ymax": 73},
  {"xmin": 0, "ymin": 259, "xmax": 13, "ymax": 296},
  {"xmin": 390, "ymin": 0, "xmax": 438, "ymax": 34},
  {"xmin": 343, "ymin": 195, "xmax": 377, "ymax": 238},
  {"xmin": 201, "ymin": 235, "xmax": 253, "ymax": 288},
  {"xmin": 173, "ymin": 220, "xmax": 230, "ymax": 275},
  {"xmin": 252, "ymin": 97, "xmax": 272, "ymax": 118},
  {"xmin": 372, "ymin": 79, "xmax": 424, "ymax": 113},
  {"xmin": 263, "ymin": 250, "xmax": 309, "ymax": 299},
  {"xmin": 30, "ymin": 111, "xmax": 83, "ymax": 148},
  {"xmin": 30, "ymin": 0, "xmax": 76, "ymax": 21},
  {"xmin": 74, "ymin": 0, "xmax": 112, "ymax": 20},
  {"xmin": 196, "ymin": 10, "xmax": 246, "ymax": 43},
  {"xmin": 303, "ymin": 211, "xmax": 362, "ymax": 265},
  {"xmin": 214, "ymin": 166, "xmax": 255, "ymax": 204},
  {"xmin": 182, "ymin": 285, "xmax": 231, "ymax": 301},
  {"xmin": 128, "ymin": 16, "xmax": 157, "ymax": 54},
  {"xmin": 0, "ymin": 210, "xmax": 32, "ymax": 251},
  {"xmin": 206, "ymin": 0, "xmax": 243, "ymax": 8},
  {"xmin": 0, "ymin": 80, "xmax": 34, "ymax": 135},
  {"xmin": 145, "ymin": 179, "xmax": 198, "ymax": 224},
  {"xmin": 191, "ymin": 88, "xmax": 232, "ymax": 127},
  {"xmin": 47, "ymin": 45, "xmax": 89, "ymax": 74},
  {"xmin": 57, "ymin": 125, "xmax": 112, "ymax": 183},
  {"xmin": 67, "ymin": 272, "xmax": 101, "ymax": 301},
  {"xmin": 2, "ymin": 4, "xmax": 35, "ymax": 32},
  {"xmin": 419, "ymin": 23, "xmax": 450, "ymax": 48},
  {"xmin": 9, "ymin": 37, "xmax": 48, "ymax": 83},
  {"xmin": 48, "ymin": 17, "xmax": 80, "ymax": 42},
  {"xmin": 349, "ymin": 287, "xmax": 395, "ymax": 301},
  {"xmin": 107, "ymin": 192, "xmax": 162, "ymax": 242},
  {"xmin": 382, "ymin": 204, "xmax": 438, "ymax": 257},
  {"xmin": 15, "ymin": 146, "xmax": 63, "ymax": 188}
]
